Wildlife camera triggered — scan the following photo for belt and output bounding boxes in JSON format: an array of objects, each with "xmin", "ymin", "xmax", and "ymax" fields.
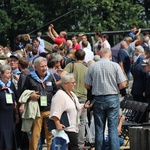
[{"xmin": 94, "ymin": 94, "xmax": 118, "ymax": 97}]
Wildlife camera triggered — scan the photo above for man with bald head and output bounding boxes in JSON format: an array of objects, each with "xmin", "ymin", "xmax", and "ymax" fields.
[
  {"xmin": 85, "ymin": 48, "xmax": 127, "ymax": 150},
  {"xmin": 118, "ymin": 41, "xmax": 131, "ymax": 80}
]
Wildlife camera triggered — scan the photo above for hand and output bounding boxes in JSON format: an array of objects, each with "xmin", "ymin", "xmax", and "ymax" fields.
[
  {"xmin": 30, "ymin": 91, "xmax": 40, "ymax": 101},
  {"xmin": 48, "ymin": 25, "xmax": 52, "ymax": 31},
  {"xmin": 139, "ymin": 28, "xmax": 141, "ymax": 32},
  {"xmin": 19, "ymin": 104, "xmax": 25, "ymax": 114},
  {"xmin": 56, "ymin": 68, "xmax": 63, "ymax": 75},
  {"xmin": 84, "ymin": 100, "xmax": 93, "ymax": 109},
  {"xmin": 56, "ymin": 123, "xmax": 65, "ymax": 131},
  {"xmin": 118, "ymin": 126, "xmax": 122, "ymax": 135},
  {"xmin": 50, "ymin": 24, "xmax": 54, "ymax": 28}
]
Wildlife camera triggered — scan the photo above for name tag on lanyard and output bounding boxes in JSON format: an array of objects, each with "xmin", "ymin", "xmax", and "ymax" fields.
[
  {"xmin": 5, "ymin": 93, "xmax": 13, "ymax": 104},
  {"xmin": 40, "ymin": 96, "xmax": 47, "ymax": 106},
  {"xmin": 40, "ymin": 90, "xmax": 47, "ymax": 106}
]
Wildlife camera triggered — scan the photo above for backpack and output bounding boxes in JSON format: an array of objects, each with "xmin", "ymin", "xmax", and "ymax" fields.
[{"xmin": 60, "ymin": 57, "xmax": 75, "ymax": 69}]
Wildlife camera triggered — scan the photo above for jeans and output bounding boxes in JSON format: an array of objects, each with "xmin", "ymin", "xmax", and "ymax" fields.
[
  {"xmin": 78, "ymin": 98, "xmax": 87, "ymax": 149},
  {"xmin": 78, "ymin": 109, "xmax": 87, "ymax": 149},
  {"xmin": 105, "ymin": 136, "xmax": 124, "ymax": 150},
  {"xmin": 93, "ymin": 95, "xmax": 120, "ymax": 150}
]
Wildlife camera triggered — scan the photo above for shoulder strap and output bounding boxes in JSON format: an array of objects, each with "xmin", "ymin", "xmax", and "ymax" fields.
[{"xmin": 71, "ymin": 62, "xmax": 75, "ymax": 73}]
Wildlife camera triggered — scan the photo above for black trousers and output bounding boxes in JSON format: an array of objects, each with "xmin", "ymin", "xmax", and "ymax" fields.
[{"xmin": 65, "ymin": 131, "xmax": 78, "ymax": 150}]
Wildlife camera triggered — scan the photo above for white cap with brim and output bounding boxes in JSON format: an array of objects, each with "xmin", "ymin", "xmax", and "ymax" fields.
[{"xmin": 10, "ymin": 53, "xmax": 20, "ymax": 59}]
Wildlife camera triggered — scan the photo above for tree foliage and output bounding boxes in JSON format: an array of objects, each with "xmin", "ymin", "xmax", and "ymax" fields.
[
  {"xmin": 0, "ymin": 0, "xmax": 149, "ymax": 45},
  {"xmin": 0, "ymin": 0, "xmax": 43, "ymax": 45}
]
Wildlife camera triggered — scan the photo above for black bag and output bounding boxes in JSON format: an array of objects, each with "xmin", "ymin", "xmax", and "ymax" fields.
[{"xmin": 60, "ymin": 57, "xmax": 75, "ymax": 69}]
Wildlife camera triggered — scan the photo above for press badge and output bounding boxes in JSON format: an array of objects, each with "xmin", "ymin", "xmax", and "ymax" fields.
[
  {"xmin": 5, "ymin": 93, "xmax": 13, "ymax": 104},
  {"xmin": 40, "ymin": 95, "xmax": 47, "ymax": 106}
]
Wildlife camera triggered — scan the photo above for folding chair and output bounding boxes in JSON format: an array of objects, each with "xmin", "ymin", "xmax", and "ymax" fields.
[
  {"xmin": 121, "ymin": 100, "xmax": 134, "ymax": 121},
  {"xmin": 121, "ymin": 101, "xmax": 149, "ymax": 146},
  {"xmin": 134, "ymin": 102, "xmax": 149, "ymax": 123}
]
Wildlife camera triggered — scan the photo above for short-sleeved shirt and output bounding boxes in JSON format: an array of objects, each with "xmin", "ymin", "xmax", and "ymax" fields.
[
  {"xmin": 64, "ymin": 62, "xmax": 87, "ymax": 100},
  {"xmin": 83, "ymin": 47, "xmax": 94, "ymax": 63},
  {"xmin": 128, "ymin": 32, "xmax": 135, "ymax": 40},
  {"xmin": 54, "ymin": 36, "xmax": 66, "ymax": 46},
  {"xmin": 72, "ymin": 43, "xmax": 81, "ymax": 50},
  {"xmin": 118, "ymin": 49, "xmax": 131, "ymax": 73},
  {"xmin": 50, "ymin": 89, "xmax": 81, "ymax": 133},
  {"xmin": 85, "ymin": 58, "xmax": 126, "ymax": 96}
]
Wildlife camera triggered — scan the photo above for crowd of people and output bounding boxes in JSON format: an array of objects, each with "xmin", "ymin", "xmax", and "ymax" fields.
[{"xmin": 0, "ymin": 24, "xmax": 150, "ymax": 150}]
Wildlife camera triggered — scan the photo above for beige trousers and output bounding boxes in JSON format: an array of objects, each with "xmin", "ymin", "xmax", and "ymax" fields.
[{"xmin": 29, "ymin": 111, "xmax": 53, "ymax": 150}]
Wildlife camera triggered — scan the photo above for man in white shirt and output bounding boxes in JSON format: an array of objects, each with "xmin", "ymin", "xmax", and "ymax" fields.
[
  {"xmin": 80, "ymin": 35, "xmax": 92, "ymax": 51},
  {"xmin": 37, "ymin": 31, "xmax": 45, "ymax": 48},
  {"xmin": 82, "ymin": 41, "xmax": 94, "ymax": 63}
]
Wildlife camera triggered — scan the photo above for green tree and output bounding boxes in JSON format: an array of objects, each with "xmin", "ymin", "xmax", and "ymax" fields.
[
  {"xmin": 37, "ymin": 0, "xmax": 148, "ymax": 33},
  {"xmin": 0, "ymin": 0, "xmax": 44, "ymax": 46},
  {"xmin": 133, "ymin": 0, "xmax": 150, "ymax": 25}
]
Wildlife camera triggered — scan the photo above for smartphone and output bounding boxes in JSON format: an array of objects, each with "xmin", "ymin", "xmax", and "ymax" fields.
[{"xmin": 90, "ymin": 99, "xmax": 96, "ymax": 105}]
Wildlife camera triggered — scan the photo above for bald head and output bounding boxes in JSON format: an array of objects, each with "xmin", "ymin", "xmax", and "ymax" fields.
[
  {"xmin": 60, "ymin": 31, "xmax": 67, "ymax": 38},
  {"xmin": 120, "ymin": 41, "xmax": 128, "ymax": 50},
  {"xmin": 100, "ymin": 48, "xmax": 112, "ymax": 59}
]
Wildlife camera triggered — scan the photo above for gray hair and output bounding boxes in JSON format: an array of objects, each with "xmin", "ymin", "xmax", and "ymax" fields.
[
  {"xmin": 93, "ymin": 55, "xmax": 100, "ymax": 62},
  {"xmin": 135, "ymin": 45, "xmax": 144, "ymax": 53},
  {"xmin": 61, "ymin": 73, "xmax": 74, "ymax": 84},
  {"xmin": 0, "ymin": 64, "xmax": 11, "ymax": 76},
  {"xmin": 143, "ymin": 36, "xmax": 149, "ymax": 42},
  {"xmin": 100, "ymin": 48, "xmax": 112, "ymax": 55},
  {"xmin": 33, "ymin": 56, "xmax": 47, "ymax": 67},
  {"xmin": 67, "ymin": 40, "xmax": 73, "ymax": 47},
  {"xmin": 51, "ymin": 53, "xmax": 63, "ymax": 62}
]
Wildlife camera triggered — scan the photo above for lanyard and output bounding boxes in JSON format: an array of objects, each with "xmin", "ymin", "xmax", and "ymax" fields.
[
  {"xmin": 61, "ymin": 88, "xmax": 78, "ymax": 111},
  {"xmin": 61, "ymin": 88, "xmax": 80, "ymax": 127},
  {"xmin": 41, "ymin": 82, "xmax": 45, "ymax": 88}
]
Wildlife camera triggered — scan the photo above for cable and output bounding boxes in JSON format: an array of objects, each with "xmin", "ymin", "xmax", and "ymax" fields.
[{"xmin": 28, "ymin": 9, "xmax": 75, "ymax": 34}]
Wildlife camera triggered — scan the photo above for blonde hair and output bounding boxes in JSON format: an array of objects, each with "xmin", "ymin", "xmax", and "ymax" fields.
[
  {"xmin": 87, "ymin": 60, "xmax": 95, "ymax": 67},
  {"xmin": 125, "ymin": 37, "xmax": 133, "ymax": 43}
]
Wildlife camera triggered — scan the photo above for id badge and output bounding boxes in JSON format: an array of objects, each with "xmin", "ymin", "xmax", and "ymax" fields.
[
  {"xmin": 40, "ymin": 95, "xmax": 47, "ymax": 106},
  {"xmin": 5, "ymin": 93, "xmax": 13, "ymax": 104}
]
